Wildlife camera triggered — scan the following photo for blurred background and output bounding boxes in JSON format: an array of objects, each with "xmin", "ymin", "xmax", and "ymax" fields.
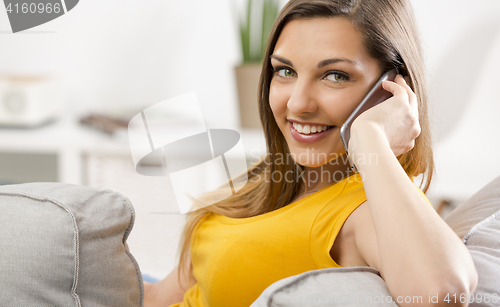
[{"xmin": 1, "ymin": 0, "xmax": 499, "ymax": 279}]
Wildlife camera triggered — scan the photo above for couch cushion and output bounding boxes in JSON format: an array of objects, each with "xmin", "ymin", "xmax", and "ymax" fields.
[
  {"xmin": 0, "ymin": 182, "xmax": 144, "ymax": 307},
  {"xmin": 445, "ymin": 175, "xmax": 500, "ymax": 307},
  {"xmin": 250, "ymin": 267, "xmax": 398, "ymax": 307}
]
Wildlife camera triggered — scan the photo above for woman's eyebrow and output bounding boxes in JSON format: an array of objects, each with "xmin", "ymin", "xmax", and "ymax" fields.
[
  {"xmin": 270, "ymin": 55, "xmax": 293, "ymax": 66},
  {"xmin": 317, "ymin": 58, "xmax": 359, "ymax": 68},
  {"xmin": 270, "ymin": 54, "xmax": 359, "ymax": 68}
]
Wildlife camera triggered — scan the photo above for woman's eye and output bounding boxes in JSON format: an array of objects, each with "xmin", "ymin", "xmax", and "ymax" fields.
[
  {"xmin": 326, "ymin": 72, "xmax": 349, "ymax": 83},
  {"xmin": 273, "ymin": 67, "xmax": 295, "ymax": 78}
]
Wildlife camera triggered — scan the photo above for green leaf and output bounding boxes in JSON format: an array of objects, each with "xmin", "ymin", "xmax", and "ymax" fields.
[
  {"xmin": 240, "ymin": 19, "xmax": 250, "ymax": 63},
  {"xmin": 238, "ymin": 0, "xmax": 279, "ymax": 64},
  {"xmin": 261, "ymin": 0, "xmax": 279, "ymax": 59},
  {"xmin": 246, "ymin": 0, "xmax": 253, "ymax": 63}
]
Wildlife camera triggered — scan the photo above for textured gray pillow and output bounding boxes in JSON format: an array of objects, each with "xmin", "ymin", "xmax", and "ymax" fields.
[
  {"xmin": 250, "ymin": 267, "xmax": 398, "ymax": 307},
  {"xmin": 445, "ymin": 175, "xmax": 500, "ymax": 307},
  {"xmin": 0, "ymin": 182, "xmax": 144, "ymax": 307}
]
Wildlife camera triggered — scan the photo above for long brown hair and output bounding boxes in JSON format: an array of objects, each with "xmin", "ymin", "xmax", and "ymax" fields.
[{"xmin": 176, "ymin": 0, "xmax": 433, "ymax": 287}]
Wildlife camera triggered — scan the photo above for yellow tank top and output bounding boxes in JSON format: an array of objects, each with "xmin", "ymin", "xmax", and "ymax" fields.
[{"xmin": 169, "ymin": 173, "xmax": 429, "ymax": 307}]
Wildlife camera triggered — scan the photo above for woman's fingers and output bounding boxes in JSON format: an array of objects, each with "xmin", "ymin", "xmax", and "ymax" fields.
[
  {"xmin": 381, "ymin": 75, "xmax": 408, "ymax": 99},
  {"xmin": 380, "ymin": 74, "xmax": 421, "ymax": 151},
  {"xmin": 382, "ymin": 75, "xmax": 416, "ymax": 104},
  {"xmin": 383, "ymin": 74, "xmax": 419, "ymax": 122},
  {"xmin": 397, "ymin": 75, "xmax": 421, "ymax": 139},
  {"xmin": 355, "ymin": 74, "xmax": 421, "ymax": 156},
  {"xmin": 397, "ymin": 75, "xmax": 418, "ymax": 106}
]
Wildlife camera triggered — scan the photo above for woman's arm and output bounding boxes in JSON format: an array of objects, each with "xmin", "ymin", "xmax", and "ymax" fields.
[
  {"xmin": 349, "ymin": 75, "xmax": 477, "ymax": 306},
  {"xmin": 143, "ymin": 259, "xmax": 197, "ymax": 307}
]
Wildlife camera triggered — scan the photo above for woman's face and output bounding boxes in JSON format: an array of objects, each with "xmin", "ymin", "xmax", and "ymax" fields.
[{"xmin": 270, "ymin": 17, "xmax": 383, "ymax": 167}]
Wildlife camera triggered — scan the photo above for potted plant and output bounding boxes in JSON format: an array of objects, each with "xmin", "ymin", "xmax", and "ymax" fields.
[{"xmin": 234, "ymin": 0, "xmax": 280, "ymax": 129}]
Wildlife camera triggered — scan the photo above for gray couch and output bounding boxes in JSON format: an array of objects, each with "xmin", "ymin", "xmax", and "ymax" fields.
[
  {"xmin": 0, "ymin": 175, "xmax": 499, "ymax": 306},
  {"xmin": 0, "ymin": 183, "xmax": 143, "ymax": 307}
]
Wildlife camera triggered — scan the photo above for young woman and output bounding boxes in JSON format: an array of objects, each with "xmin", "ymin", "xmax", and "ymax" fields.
[{"xmin": 145, "ymin": 0, "xmax": 477, "ymax": 306}]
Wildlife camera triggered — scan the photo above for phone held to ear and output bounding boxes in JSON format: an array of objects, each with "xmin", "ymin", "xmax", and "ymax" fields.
[{"xmin": 339, "ymin": 68, "xmax": 399, "ymax": 173}]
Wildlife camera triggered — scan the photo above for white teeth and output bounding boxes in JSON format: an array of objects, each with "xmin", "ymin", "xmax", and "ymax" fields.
[
  {"xmin": 292, "ymin": 122, "xmax": 330, "ymax": 135},
  {"xmin": 292, "ymin": 123, "xmax": 303, "ymax": 133}
]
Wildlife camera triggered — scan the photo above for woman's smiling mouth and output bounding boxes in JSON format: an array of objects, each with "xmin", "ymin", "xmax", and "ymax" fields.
[{"xmin": 288, "ymin": 120, "xmax": 335, "ymax": 143}]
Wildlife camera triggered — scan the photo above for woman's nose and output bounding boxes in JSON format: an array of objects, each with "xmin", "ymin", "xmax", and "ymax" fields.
[{"xmin": 286, "ymin": 79, "xmax": 319, "ymax": 115}]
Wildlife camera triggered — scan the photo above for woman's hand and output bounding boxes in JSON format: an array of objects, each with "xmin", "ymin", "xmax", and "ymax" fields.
[
  {"xmin": 347, "ymin": 75, "xmax": 478, "ymax": 306},
  {"xmin": 350, "ymin": 74, "xmax": 420, "ymax": 158}
]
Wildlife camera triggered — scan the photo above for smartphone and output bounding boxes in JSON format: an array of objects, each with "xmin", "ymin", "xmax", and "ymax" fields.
[{"xmin": 339, "ymin": 68, "xmax": 399, "ymax": 173}]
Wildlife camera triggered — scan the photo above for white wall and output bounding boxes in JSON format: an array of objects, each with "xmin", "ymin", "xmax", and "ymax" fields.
[
  {"xmin": 0, "ymin": 0, "xmax": 243, "ymax": 128},
  {"xmin": 411, "ymin": 0, "xmax": 500, "ymax": 202},
  {"xmin": 1, "ymin": 0, "xmax": 499, "ymax": 200}
]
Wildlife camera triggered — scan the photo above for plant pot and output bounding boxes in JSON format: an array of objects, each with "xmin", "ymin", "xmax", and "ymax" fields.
[{"xmin": 235, "ymin": 63, "xmax": 263, "ymax": 129}]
